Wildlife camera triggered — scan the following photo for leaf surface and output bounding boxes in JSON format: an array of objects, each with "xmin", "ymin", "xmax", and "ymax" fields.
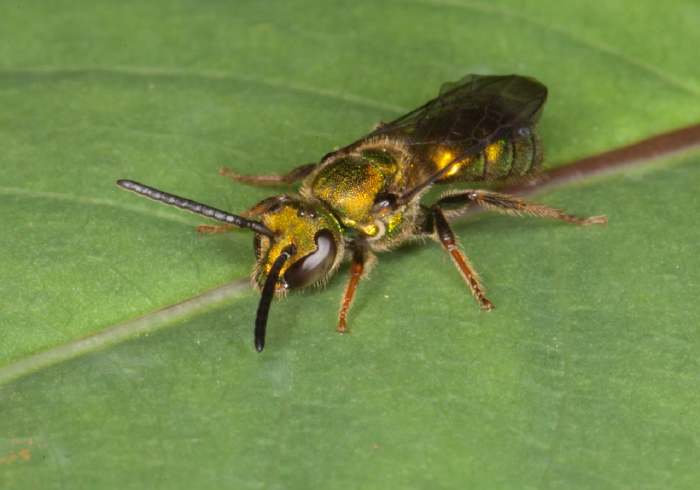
[{"xmin": 1, "ymin": 0, "xmax": 699, "ymax": 488}]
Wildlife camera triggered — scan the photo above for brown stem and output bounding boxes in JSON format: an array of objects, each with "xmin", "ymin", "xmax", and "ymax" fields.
[{"xmin": 498, "ymin": 122, "xmax": 700, "ymax": 198}]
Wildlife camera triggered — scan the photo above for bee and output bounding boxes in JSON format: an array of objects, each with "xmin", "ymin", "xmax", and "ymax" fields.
[{"xmin": 117, "ymin": 74, "xmax": 606, "ymax": 352}]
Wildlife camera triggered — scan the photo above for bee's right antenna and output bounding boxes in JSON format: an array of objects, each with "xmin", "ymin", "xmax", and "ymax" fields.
[
  {"xmin": 116, "ymin": 180, "xmax": 275, "ymax": 238},
  {"xmin": 255, "ymin": 244, "xmax": 296, "ymax": 353}
]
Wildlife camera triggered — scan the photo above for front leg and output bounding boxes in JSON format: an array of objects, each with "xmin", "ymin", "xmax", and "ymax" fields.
[
  {"xmin": 219, "ymin": 163, "xmax": 317, "ymax": 185},
  {"xmin": 337, "ymin": 244, "xmax": 375, "ymax": 333},
  {"xmin": 425, "ymin": 204, "xmax": 493, "ymax": 310},
  {"xmin": 197, "ymin": 224, "xmax": 236, "ymax": 234}
]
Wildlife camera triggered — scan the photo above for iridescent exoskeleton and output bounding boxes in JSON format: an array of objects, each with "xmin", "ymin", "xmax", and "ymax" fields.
[{"xmin": 117, "ymin": 75, "xmax": 606, "ymax": 351}]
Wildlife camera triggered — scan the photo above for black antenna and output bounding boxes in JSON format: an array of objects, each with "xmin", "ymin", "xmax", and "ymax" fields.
[
  {"xmin": 255, "ymin": 244, "xmax": 296, "ymax": 352},
  {"xmin": 116, "ymin": 180, "xmax": 275, "ymax": 238}
]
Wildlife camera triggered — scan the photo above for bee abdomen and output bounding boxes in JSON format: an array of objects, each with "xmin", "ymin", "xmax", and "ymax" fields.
[
  {"xmin": 508, "ymin": 126, "xmax": 543, "ymax": 176},
  {"xmin": 434, "ymin": 125, "xmax": 543, "ymax": 184},
  {"xmin": 481, "ymin": 126, "xmax": 543, "ymax": 181}
]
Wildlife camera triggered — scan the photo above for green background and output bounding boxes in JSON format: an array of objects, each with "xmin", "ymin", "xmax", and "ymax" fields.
[{"xmin": 1, "ymin": 0, "xmax": 699, "ymax": 488}]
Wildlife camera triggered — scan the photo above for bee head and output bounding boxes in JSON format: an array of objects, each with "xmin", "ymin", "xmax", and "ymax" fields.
[
  {"xmin": 251, "ymin": 196, "xmax": 344, "ymax": 292},
  {"xmin": 246, "ymin": 196, "xmax": 344, "ymax": 352}
]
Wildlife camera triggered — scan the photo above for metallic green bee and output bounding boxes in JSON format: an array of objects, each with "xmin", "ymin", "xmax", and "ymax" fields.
[{"xmin": 117, "ymin": 75, "xmax": 606, "ymax": 352}]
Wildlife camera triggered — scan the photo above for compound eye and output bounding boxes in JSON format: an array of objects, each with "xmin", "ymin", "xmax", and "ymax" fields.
[{"xmin": 283, "ymin": 230, "xmax": 337, "ymax": 289}]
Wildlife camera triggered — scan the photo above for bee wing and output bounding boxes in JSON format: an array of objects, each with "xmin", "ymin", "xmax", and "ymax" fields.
[{"xmin": 369, "ymin": 75, "xmax": 547, "ymax": 202}]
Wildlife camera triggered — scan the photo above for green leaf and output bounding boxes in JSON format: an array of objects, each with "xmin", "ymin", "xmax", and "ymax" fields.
[{"xmin": 1, "ymin": 0, "xmax": 699, "ymax": 488}]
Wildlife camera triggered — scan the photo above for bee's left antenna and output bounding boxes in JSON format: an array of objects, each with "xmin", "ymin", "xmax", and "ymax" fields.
[{"xmin": 116, "ymin": 179, "xmax": 275, "ymax": 238}]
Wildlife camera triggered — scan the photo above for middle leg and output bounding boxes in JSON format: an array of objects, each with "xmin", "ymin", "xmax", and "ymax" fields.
[
  {"xmin": 337, "ymin": 245, "xmax": 374, "ymax": 333},
  {"xmin": 426, "ymin": 204, "xmax": 493, "ymax": 311}
]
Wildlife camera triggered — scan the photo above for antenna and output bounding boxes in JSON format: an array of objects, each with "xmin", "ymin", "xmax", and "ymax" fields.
[
  {"xmin": 255, "ymin": 244, "xmax": 296, "ymax": 352},
  {"xmin": 116, "ymin": 180, "xmax": 275, "ymax": 238}
]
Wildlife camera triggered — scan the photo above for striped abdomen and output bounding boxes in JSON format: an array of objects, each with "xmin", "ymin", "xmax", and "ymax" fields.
[{"xmin": 431, "ymin": 125, "xmax": 543, "ymax": 184}]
